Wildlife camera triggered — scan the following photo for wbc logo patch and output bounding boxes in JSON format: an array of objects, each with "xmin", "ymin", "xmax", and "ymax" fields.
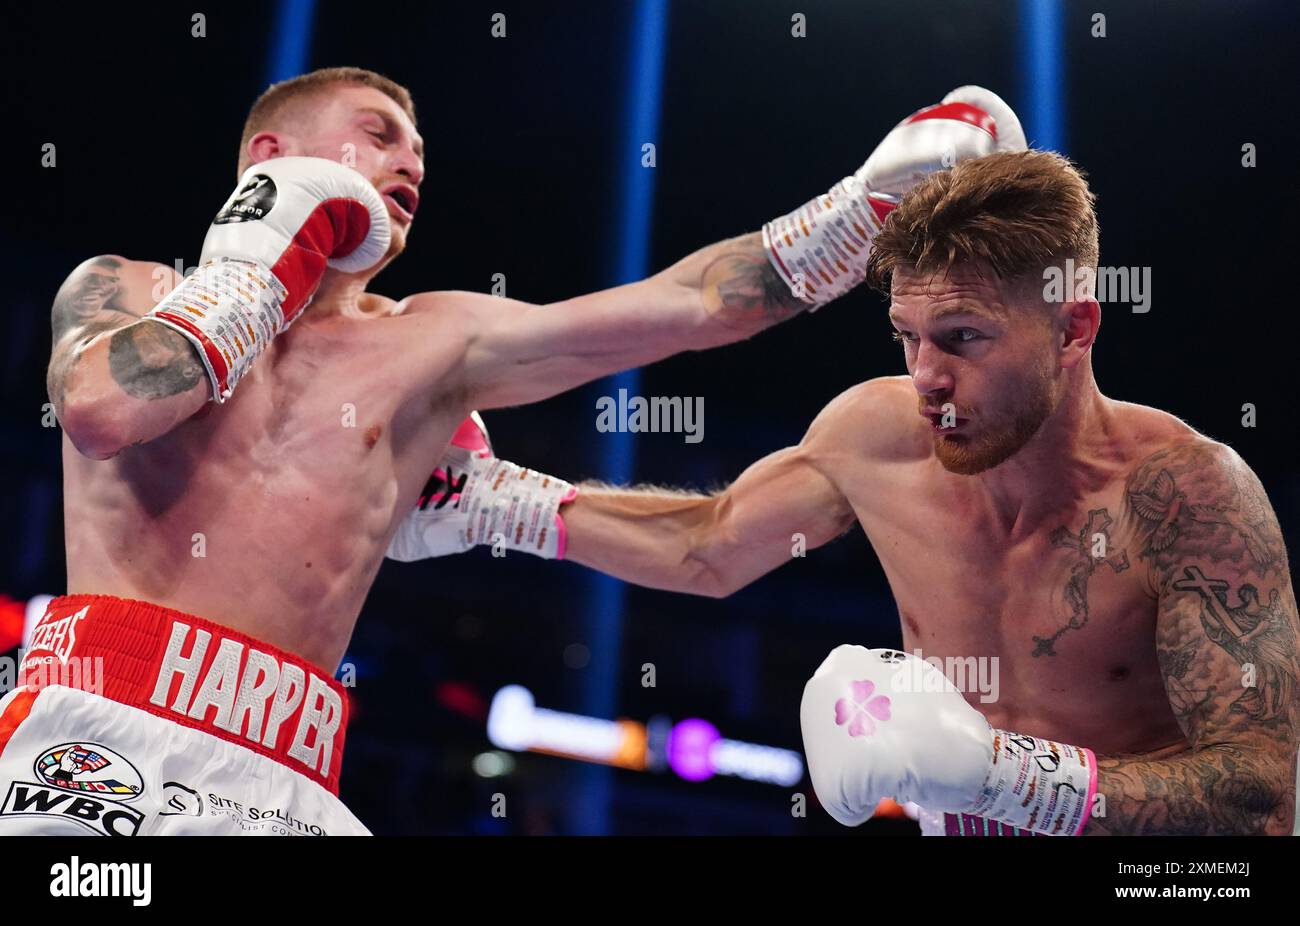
[{"xmin": 34, "ymin": 743, "xmax": 144, "ymax": 799}]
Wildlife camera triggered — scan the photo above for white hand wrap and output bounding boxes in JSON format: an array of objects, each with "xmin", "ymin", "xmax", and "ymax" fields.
[
  {"xmin": 762, "ymin": 174, "xmax": 888, "ymax": 307},
  {"xmin": 388, "ymin": 413, "xmax": 577, "ymax": 561},
  {"xmin": 968, "ymin": 728, "xmax": 1097, "ymax": 836},
  {"xmin": 148, "ymin": 258, "xmax": 289, "ymax": 401}
]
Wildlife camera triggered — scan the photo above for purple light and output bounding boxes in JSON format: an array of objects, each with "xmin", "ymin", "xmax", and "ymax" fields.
[{"xmin": 667, "ymin": 718, "xmax": 719, "ymax": 782}]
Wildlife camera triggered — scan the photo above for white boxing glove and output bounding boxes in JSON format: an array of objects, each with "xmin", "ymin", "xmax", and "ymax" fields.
[
  {"xmin": 859, "ymin": 85, "xmax": 1027, "ymax": 206},
  {"xmin": 800, "ymin": 646, "xmax": 1096, "ymax": 835},
  {"xmin": 148, "ymin": 156, "xmax": 391, "ymax": 401},
  {"xmin": 763, "ymin": 85, "xmax": 1026, "ymax": 308},
  {"xmin": 387, "ymin": 412, "xmax": 578, "ymax": 561}
]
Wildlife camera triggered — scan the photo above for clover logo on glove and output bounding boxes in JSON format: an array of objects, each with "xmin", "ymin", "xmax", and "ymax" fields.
[{"xmin": 834, "ymin": 680, "xmax": 892, "ymax": 737}]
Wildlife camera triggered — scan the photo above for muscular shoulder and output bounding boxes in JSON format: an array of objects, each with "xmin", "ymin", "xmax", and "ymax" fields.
[
  {"xmin": 1113, "ymin": 402, "xmax": 1240, "ymax": 507},
  {"xmin": 1119, "ymin": 424, "xmax": 1287, "ymax": 589},
  {"xmin": 1110, "ymin": 399, "xmax": 1202, "ymax": 448},
  {"xmin": 804, "ymin": 375, "xmax": 930, "ymax": 465},
  {"xmin": 371, "ymin": 290, "xmax": 530, "ymax": 415},
  {"xmin": 51, "ymin": 254, "xmax": 184, "ymax": 342}
]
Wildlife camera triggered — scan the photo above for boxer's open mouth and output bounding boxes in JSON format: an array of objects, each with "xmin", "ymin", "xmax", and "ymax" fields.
[{"xmin": 381, "ymin": 184, "xmax": 419, "ymax": 221}]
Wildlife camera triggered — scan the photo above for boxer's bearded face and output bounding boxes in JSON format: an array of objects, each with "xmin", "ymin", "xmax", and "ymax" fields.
[
  {"xmin": 891, "ymin": 266, "xmax": 1062, "ymax": 476},
  {"xmin": 258, "ymin": 86, "xmax": 425, "ymax": 268},
  {"xmin": 928, "ymin": 342, "xmax": 1057, "ymax": 476}
]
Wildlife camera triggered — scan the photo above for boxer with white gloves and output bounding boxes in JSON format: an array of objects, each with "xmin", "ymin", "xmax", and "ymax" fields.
[
  {"xmin": 551, "ymin": 93, "xmax": 1297, "ymax": 832},
  {"xmin": 801, "ymin": 646, "xmax": 1095, "ymax": 836}
]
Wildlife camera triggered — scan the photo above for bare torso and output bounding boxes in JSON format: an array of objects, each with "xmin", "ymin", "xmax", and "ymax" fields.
[
  {"xmin": 62, "ymin": 282, "xmax": 466, "ymax": 671},
  {"xmin": 56, "ymin": 263, "xmax": 1205, "ymax": 761},
  {"xmin": 828, "ymin": 376, "xmax": 1196, "ymax": 759}
]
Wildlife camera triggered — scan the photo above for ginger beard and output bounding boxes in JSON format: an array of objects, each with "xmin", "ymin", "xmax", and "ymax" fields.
[{"xmin": 930, "ymin": 345, "xmax": 1058, "ymax": 476}]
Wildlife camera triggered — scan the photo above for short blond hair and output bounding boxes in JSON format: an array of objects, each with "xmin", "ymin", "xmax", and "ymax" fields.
[{"xmin": 237, "ymin": 66, "xmax": 417, "ymax": 173}]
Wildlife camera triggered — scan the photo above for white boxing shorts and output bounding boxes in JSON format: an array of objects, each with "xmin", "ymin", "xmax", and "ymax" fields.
[{"xmin": 0, "ymin": 594, "xmax": 369, "ymax": 835}]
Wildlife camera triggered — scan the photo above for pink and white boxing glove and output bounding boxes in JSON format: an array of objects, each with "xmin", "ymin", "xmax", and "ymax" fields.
[
  {"xmin": 148, "ymin": 156, "xmax": 391, "ymax": 401},
  {"xmin": 764, "ymin": 85, "xmax": 1026, "ymax": 308},
  {"xmin": 387, "ymin": 412, "xmax": 578, "ymax": 561},
  {"xmin": 801, "ymin": 646, "xmax": 1096, "ymax": 835}
]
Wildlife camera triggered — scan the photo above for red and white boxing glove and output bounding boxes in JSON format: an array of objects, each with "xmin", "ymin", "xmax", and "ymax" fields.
[
  {"xmin": 148, "ymin": 157, "xmax": 391, "ymax": 401},
  {"xmin": 764, "ymin": 85, "xmax": 1026, "ymax": 308},
  {"xmin": 801, "ymin": 646, "xmax": 1096, "ymax": 835},
  {"xmin": 387, "ymin": 413, "xmax": 578, "ymax": 561}
]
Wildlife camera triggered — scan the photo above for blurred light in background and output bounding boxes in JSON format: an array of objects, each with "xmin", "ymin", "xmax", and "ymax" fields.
[
  {"xmin": 1019, "ymin": 0, "xmax": 1065, "ymax": 152},
  {"xmin": 562, "ymin": 642, "xmax": 591, "ymax": 670},
  {"xmin": 488, "ymin": 684, "xmax": 802, "ymax": 787},
  {"xmin": 266, "ymin": 0, "xmax": 317, "ymax": 85},
  {"xmin": 471, "ymin": 751, "xmax": 516, "ymax": 779},
  {"xmin": 666, "ymin": 717, "xmax": 718, "ymax": 782},
  {"xmin": 574, "ymin": 0, "xmax": 672, "ymax": 835}
]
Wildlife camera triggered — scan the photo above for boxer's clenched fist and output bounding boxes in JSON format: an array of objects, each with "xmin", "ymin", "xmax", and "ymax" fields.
[
  {"xmin": 858, "ymin": 85, "xmax": 1027, "ymax": 207},
  {"xmin": 763, "ymin": 85, "xmax": 1026, "ymax": 308},
  {"xmin": 149, "ymin": 157, "xmax": 391, "ymax": 401},
  {"xmin": 800, "ymin": 645, "xmax": 995, "ymax": 825},
  {"xmin": 801, "ymin": 645, "xmax": 1096, "ymax": 835},
  {"xmin": 387, "ymin": 412, "xmax": 577, "ymax": 561}
]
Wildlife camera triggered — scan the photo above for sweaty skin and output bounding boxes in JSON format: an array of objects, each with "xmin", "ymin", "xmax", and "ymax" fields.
[
  {"xmin": 46, "ymin": 85, "xmax": 807, "ymax": 672},
  {"xmin": 563, "ymin": 266, "xmax": 1299, "ymax": 834}
]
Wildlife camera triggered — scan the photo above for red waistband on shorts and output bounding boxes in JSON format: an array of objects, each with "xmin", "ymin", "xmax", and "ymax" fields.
[{"xmin": 19, "ymin": 594, "xmax": 350, "ymax": 796}]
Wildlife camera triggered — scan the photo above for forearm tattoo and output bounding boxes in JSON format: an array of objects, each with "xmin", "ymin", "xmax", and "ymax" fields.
[{"xmin": 699, "ymin": 232, "xmax": 808, "ymax": 331}]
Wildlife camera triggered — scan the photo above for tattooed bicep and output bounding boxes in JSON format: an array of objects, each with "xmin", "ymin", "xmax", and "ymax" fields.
[
  {"xmin": 50, "ymin": 255, "xmax": 137, "ymax": 341},
  {"xmin": 46, "ymin": 255, "xmax": 189, "ymax": 410},
  {"xmin": 49, "ymin": 255, "xmax": 182, "ymax": 343},
  {"xmin": 1122, "ymin": 440, "xmax": 1291, "ymax": 585},
  {"xmin": 1127, "ymin": 440, "xmax": 1299, "ymax": 745}
]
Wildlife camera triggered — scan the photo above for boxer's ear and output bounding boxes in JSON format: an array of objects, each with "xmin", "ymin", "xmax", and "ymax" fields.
[
  {"xmin": 244, "ymin": 131, "xmax": 292, "ymax": 170},
  {"xmin": 1057, "ymin": 298, "xmax": 1101, "ymax": 368}
]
